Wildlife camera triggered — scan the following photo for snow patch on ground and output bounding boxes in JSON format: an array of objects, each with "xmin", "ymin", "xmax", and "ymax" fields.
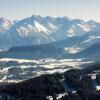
[
  {"xmin": 65, "ymin": 47, "xmax": 80, "ymax": 54},
  {"xmin": 0, "ymin": 58, "xmax": 94, "ymax": 83}
]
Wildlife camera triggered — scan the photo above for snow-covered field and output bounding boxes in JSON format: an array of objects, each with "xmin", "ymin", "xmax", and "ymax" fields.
[{"xmin": 0, "ymin": 58, "xmax": 94, "ymax": 84}]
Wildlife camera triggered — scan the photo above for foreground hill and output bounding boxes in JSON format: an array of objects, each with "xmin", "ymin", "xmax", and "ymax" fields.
[{"xmin": 0, "ymin": 63, "xmax": 100, "ymax": 100}]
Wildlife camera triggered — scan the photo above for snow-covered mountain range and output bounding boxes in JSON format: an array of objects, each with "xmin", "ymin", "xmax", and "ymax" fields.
[{"xmin": 0, "ymin": 15, "xmax": 100, "ymax": 50}]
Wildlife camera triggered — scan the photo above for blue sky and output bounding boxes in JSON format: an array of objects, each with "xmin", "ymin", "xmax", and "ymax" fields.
[{"xmin": 0, "ymin": 0, "xmax": 100, "ymax": 21}]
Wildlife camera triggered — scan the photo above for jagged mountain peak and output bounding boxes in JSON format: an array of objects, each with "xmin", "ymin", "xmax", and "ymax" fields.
[{"xmin": 0, "ymin": 17, "xmax": 14, "ymax": 33}]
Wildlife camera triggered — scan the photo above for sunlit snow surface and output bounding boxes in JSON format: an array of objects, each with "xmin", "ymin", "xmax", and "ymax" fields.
[
  {"xmin": 34, "ymin": 21, "xmax": 50, "ymax": 33},
  {"xmin": 0, "ymin": 58, "xmax": 93, "ymax": 84}
]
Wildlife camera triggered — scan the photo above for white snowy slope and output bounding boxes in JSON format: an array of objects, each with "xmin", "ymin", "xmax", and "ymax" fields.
[
  {"xmin": 0, "ymin": 15, "xmax": 99, "ymax": 50},
  {"xmin": 0, "ymin": 17, "xmax": 14, "ymax": 33}
]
